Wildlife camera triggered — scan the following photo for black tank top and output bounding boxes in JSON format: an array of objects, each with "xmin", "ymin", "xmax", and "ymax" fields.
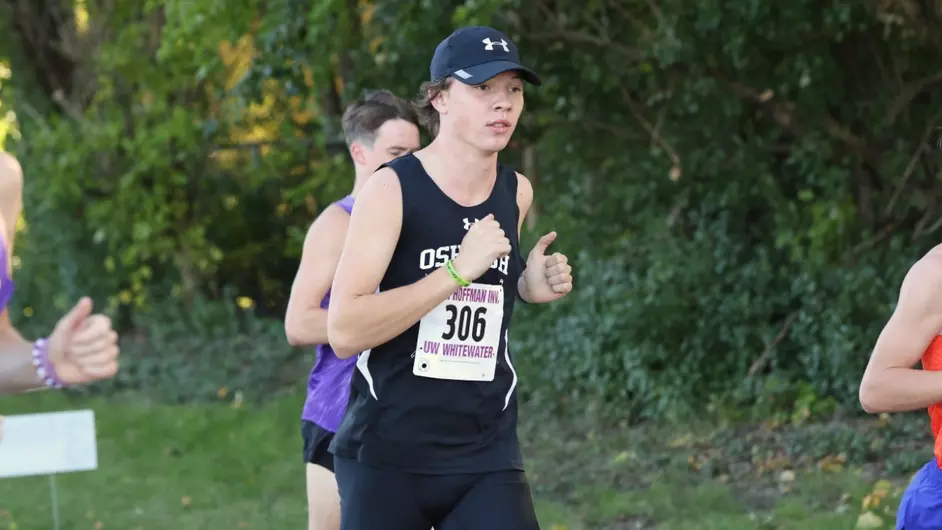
[{"xmin": 330, "ymin": 153, "xmax": 525, "ymax": 474}]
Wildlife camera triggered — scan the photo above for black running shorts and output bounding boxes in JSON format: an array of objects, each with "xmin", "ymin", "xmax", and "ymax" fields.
[
  {"xmin": 334, "ymin": 456, "xmax": 540, "ymax": 530},
  {"xmin": 302, "ymin": 420, "xmax": 336, "ymax": 472}
]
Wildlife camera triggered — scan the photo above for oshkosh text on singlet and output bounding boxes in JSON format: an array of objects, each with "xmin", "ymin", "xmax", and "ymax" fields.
[{"xmin": 418, "ymin": 245, "xmax": 510, "ymax": 276}]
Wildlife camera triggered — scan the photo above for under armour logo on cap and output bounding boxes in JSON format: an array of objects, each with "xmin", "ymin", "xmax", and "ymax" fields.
[
  {"xmin": 482, "ymin": 38, "xmax": 509, "ymax": 52},
  {"xmin": 429, "ymin": 26, "xmax": 542, "ymax": 86}
]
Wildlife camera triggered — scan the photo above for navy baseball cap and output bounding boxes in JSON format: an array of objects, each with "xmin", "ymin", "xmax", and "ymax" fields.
[{"xmin": 430, "ymin": 26, "xmax": 541, "ymax": 86}]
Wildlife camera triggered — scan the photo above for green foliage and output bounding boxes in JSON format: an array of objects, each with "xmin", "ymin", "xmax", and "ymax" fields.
[
  {"xmin": 93, "ymin": 290, "xmax": 305, "ymax": 404},
  {"xmin": 512, "ymin": 233, "xmax": 914, "ymax": 421},
  {"xmin": 1, "ymin": 0, "xmax": 941, "ymax": 416}
]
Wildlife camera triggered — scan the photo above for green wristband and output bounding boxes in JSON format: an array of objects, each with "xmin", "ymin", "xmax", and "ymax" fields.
[{"xmin": 445, "ymin": 260, "xmax": 471, "ymax": 287}]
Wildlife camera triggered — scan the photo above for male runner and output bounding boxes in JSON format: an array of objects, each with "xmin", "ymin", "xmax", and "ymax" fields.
[
  {"xmin": 327, "ymin": 26, "xmax": 573, "ymax": 530},
  {"xmin": 860, "ymin": 247, "xmax": 942, "ymax": 529},
  {"xmin": 0, "ymin": 152, "xmax": 120, "ymax": 394},
  {"xmin": 284, "ymin": 90, "xmax": 420, "ymax": 530}
]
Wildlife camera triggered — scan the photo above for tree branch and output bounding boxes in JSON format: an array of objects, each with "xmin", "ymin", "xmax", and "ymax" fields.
[
  {"xmin": 883, "ymin": 107, "xmax": 942, "ymax": 218},
  {"xmin": 530, "ymin": 0, "xmax": 644, "ymax": 61},
  {"xmin": 712, "ymin": 73, "xmax": 866, "ymax": 150},
  {"xmin": 608, "ymin": 0, "xmax": 653, "ymax": 36},
  {"xmin": 881, "ymin": 70, "xmax": 942, "ymax": 127},
  {"xmin": 620, "ymin": 87, "xmax": 681, "ymax": 174},
  {"xmin": 5, "ymin": 0, "xmax": 78, "ymax": 108},
  {"xmin": 747, "ymin": 311, "xmax": 798, "ymax": 378}
]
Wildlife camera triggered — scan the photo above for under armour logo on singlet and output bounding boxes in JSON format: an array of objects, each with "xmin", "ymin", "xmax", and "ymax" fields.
[
  {"xmin": 482, "ymin": 38, "xmax": 509, "ymax": 52},
  {"xmin": 462, "ymin": 218, "xmax": 479, "ymax": 231}
]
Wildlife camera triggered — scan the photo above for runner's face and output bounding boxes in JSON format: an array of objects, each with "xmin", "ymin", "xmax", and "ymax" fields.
[
  {"xmin": 450, "ymin": 71, "xmax": 524, "ymax": 153},
  {"xmin": 360, "ymin": 118, "xmax": 421, "ymax": 173}
]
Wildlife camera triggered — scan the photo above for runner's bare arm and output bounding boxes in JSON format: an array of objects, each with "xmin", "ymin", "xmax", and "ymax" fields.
[
  {"xmin": 0, "ymin": 153, "xmax": 21, "ymax": 253},
  {"xmin": 514, "ymin": 172, "xmax": 536, "ymax": 303},
  {"xmin": 859, "ymin": 254, "xmax": 942, "ymax": 413},
  {"xmin": 0, "ymin": 332, "xmax": 41, "ymax": 395},
  {"xmin": 328, "ymin": 168, "xmax": 461, "ymax": 359},
  {"xmin": 0, "ymin": 153, "xmax": 44, "ymax": 394},
  {"xmin": 284, "ymin": 206, "xmax": 350, "ymax": 346}
]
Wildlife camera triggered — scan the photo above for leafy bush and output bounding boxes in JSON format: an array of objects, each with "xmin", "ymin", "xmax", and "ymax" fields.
[
  {"xmin": 3, "ymin": 0, "xmax": 941, "ymax": 419},
  {"xmin": 512, "ymin": 232, "xmax": 920, "ymax": 422},
  {"xmin": 30, "ymin": 291, "xmax": 308, "ymax": 405}
]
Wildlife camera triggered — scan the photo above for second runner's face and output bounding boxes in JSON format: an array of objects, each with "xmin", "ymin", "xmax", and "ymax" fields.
[
  {"xmin": 450, "ymin": 71, "xmax": 524, "ymax": 153},
  {"xmin": 361, "ymin": 118, "xmax": 422, "ymax": 173}
]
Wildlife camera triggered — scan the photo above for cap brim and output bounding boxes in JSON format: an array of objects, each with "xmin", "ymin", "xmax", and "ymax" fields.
[{"xmin": 454, "ymin": 60, "xmax": 542, "ymax": 86}]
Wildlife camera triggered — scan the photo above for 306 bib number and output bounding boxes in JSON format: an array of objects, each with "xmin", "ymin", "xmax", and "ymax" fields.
[
  {"xmin": 413, "ymin": 284, "xmax": 503, "ymax": 382},
  {"xmin": 442, "ymin": 305, "xmax": 487, "ymax": 342}
]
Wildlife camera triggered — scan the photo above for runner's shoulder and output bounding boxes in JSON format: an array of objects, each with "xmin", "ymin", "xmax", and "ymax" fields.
[
  {"xmin": 349, "ymin": 168, "xmax": 404, "ymax": 225},
  {"xmin": 360, "ymin": 167, "xmax": 402, "ymax": 199},
  {"xmin": 514, "ymin": 171, "xmax": 532, "ymax": 194},
  {"xmin": 305, "ymin": 203, "xmax": 351, "ymax": 245},
  {"xmin": 318, "ymin": 200, "xmax": 353, "ymax": 224},
  {"xmin": 0, "ymin": 153, "xmax": 22, "ymax": 193},
  {"xmin": 514, "ymin": 172, "xmax": 532, "ymax": 210},
  {"xmin": 902, "ymin": 248, "xmax": 942, "ymax": 298}
]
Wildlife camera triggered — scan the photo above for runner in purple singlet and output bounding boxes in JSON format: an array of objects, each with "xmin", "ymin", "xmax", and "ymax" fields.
[
  {"xmin": 284, "ymin": 90, "xmax": 421, "ymax": 530},
  {"xmin": 0, "ymin": 152, "xmax": 120, "ymax": 438}
]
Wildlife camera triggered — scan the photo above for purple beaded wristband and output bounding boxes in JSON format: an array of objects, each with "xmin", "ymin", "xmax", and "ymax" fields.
[{"xmin": 31, "ymin": 338, "xmax": 66, "ymax": 389}]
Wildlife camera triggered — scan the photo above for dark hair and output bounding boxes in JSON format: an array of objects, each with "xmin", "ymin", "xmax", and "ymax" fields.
[
  {"xmin": 341, "ymin": 89, "xmax": 419, "ymax": 147},
  {"xmin": 412, "ymin": 77, "xmax": 454, "ymax": 138}
]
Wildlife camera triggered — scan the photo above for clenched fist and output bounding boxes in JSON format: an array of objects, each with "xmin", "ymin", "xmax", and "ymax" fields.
[{"xmin": 452, "ymin": 214, "xmax": 511, "ymax": 282}]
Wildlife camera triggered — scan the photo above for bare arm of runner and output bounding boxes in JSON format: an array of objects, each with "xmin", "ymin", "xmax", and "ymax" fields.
[
  {"xmin": 514, "ymin": 172, "xmax": 573, "ymax": 304},
  {"xmin": 328, "ymin": 168, "xmax": 460, "ymax": 358},
  {"xmin": 0, "ymin": 153, "xmax": 21, "ymax": 261},
  {"xmin": 515, "ymin": 172, "xmax": 535, "ymax": 303},
  {"xmin": 284, "ymin": 205, "xmax": 350, "ymax": 346},
  {"xmin": 859, "ymin": 253, "xmax": 942, "ymax": 413},
  {"xmin": 0, "ymin": 302, "xmax": 119, "ymax": 394},
  {"xmin": 0, "ymin": 335, "xmax": 40, "ymax": 394},
  {"xmin": 328, "ymin": 168, "xmax": 511, "ymax": 358},
  {"xmin": 0, "ymin": 154, "xmax": 41, "ymax": 393},
  {"xmin": 0, "ymin": 153, "xmax": 119, "ymax": 394}
]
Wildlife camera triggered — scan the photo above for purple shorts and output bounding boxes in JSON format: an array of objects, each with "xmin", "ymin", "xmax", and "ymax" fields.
[{"xmin": 898, "ymin": 460, "xmax": 942, "ymax": 529}]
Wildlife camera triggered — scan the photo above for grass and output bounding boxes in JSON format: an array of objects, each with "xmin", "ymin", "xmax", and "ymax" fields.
[{"xmin": 0, "ymin": 390, "xmax": 925, "ymax": 529}]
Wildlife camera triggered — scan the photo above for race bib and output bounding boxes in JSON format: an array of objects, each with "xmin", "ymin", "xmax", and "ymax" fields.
[{"xmin": 413, "ymin": 283, "xmax": 504, "ymax": 382}]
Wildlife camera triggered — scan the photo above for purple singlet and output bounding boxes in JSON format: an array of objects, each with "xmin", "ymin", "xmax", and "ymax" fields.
[
  {"xmin": 0, "ymin": 230, "xmax": 15, "ymax": 314},
  {"xmin": 301, "ymin": 195, "xmax": 356, "ymax": 433}
]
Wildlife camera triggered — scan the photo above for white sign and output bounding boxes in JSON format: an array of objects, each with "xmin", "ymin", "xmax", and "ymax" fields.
[{"xmin": 0, "ymin": 410, "xmax": 98, "ymax": 478}]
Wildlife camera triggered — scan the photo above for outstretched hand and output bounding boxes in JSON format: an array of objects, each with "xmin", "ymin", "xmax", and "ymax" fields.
[
  {"xmin": 523, "ymin": 231, "xmax": 573, "ymax": 303},
  {"xmin": 47, "ymin": 297, "xmax": 120, "ymax": 385}
]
